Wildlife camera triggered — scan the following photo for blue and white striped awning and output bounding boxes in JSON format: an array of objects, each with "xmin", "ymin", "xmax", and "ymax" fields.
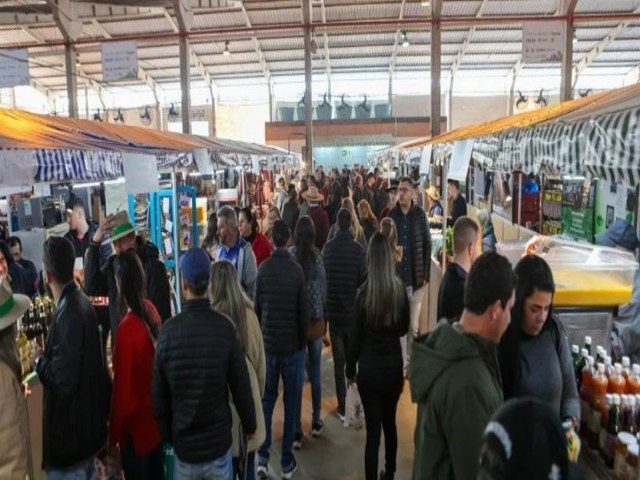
[
  {"xmin": 459, "ymin": 107, "xmax": 640, "ymax": 186},
  {"xmin": 36, "ymin": 149, "xmax": 123, "ymax": 182}
]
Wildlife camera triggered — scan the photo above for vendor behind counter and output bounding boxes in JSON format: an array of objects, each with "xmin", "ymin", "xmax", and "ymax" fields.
[{"xmin": 596, "ymin": 219, "xmax": 640, "ymax": 363}]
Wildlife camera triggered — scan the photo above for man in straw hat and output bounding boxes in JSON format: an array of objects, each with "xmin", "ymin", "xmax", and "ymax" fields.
[
  {"xmin": 0, "ymin": 277, "xmax": 30, "ymax": 479},
  {"xmin": 31, "ymin": 237, "xmax": 111, "ymax": 479},
  {"xmin": 303, "ymin": 186, "xmax": 330, "ymax": 250},
  {"xmin": 426, "ymin": 186, "xmax": 444, "ymax": 227},
  {"xmin": 85, "ymin": 210, "xmax": 171, "ymax": 338}
]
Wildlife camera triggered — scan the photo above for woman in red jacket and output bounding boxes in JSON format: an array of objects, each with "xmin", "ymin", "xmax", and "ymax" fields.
[
  {"xmin": 110, "ymin": 251, "xmax": 163, "ymax": 479},
  {"xmin": 239, "ymin": 207, "xmax": 272, "ymax": 266}
]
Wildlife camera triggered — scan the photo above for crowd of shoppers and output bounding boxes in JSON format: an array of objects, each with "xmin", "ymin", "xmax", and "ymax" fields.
[{"xmin": 0, "ymin": 165, "xmax": 585, "ymax": 480}]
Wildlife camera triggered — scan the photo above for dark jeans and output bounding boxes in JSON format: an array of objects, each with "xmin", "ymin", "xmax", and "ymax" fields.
[
  {"xmin": 358, "ymin": 367, "xmax": 403, "ymax": 480},
  {"xmin": 232, "ymin": 452, "xmax": 255, "ymax": 480},
  {"xmin": 121, "ymin": 438, "xmax": 163, "ymax": 480},
  {"xmin": 259, "ymin": 349, "xmax": 305, "ymax": 471},
  {"xmin": 330, "ymin": 327, "xmax": 348, "ymax": 412},
  {"xmin": 295, "ymin": 337, "xmax": 323, "ymax": 435}
]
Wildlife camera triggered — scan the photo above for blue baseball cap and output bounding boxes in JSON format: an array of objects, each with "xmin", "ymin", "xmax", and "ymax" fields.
[
  {"xmin": 180, "ymin": 248, "xmax": 211, "ymax": 288},
  {"xmin": 595, "ymin": 219, "xmax": 639, "ymax": 252}
]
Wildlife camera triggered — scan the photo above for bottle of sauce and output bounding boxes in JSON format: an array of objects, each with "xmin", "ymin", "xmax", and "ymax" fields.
[
  {"xmin": 596, "ymin": 346, "xmax": 606, "ymax": 366},
  {"xmin": 600, "ymin": 393, "xmax": 613, "ymax": 458},
  {"xmin": 622, "ymin": 356, "xmax": 632, "ymax": 380},
  {"xmin": 605, "ymin": 356, "xmax": 616, "ymax": 381},
  {"xmin": 591, "ymin": 363, "xmax": 610, "ymax": 449},
  {"xmin": 610, "ymin": 363, "xmax": 628, "ymax": 395},
  {"xmin": 584, "ymin": 336, "xmax": 593, "ymax": 356},
  {"xmin": 628, "ymin": 365, "xmax": 640, "ymax": 395},
  {"xmin": 576, "ymin": 348, "xmax": 589, "ymax": 390},
  {"xmin": 581, "ymin": 356, "xmax": 596, "ymax": 437},
  {"xmin": 625, "ymin": 395, "xmax": 638, "ymax": 435},
  {"xmin": 606, "ymin": 393, "xmax": 622, "ymax": 468}
]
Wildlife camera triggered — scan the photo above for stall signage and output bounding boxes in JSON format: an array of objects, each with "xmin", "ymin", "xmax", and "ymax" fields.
[
  {"xmin": 419, "ymin": 145, "xmax": 433, "ymax": 175},
  {"xmin": 561, "ymin": 177, "xmax": 596, "ymax": 243},
  {"xmin": 0, "ymin": 48, "xmax": 29, "ymax": 88},
  {"xmin": 448, "ymin": 140, "xmax": 475, "ymax": 182},
  {"xmin": 155, "ymin": 152, "xmax": 194, "ymax": 171},
  {"xmin": 102, "ymin": 41, "xmax": 138, "ymax": 82},
  {"xmin": 123, "ymin": 153, "xmax": 159, "ymax": 194},
  {"xmin": 194, "ymin": 149, "xmax": 213, "ymax": 175},
  {"xmin": 522, "ymin": 21, "xmax": 564, "ymax": 64},
  {"xmin": 0, "ymin": 149, "xmax": 35, "ymax": 194}
]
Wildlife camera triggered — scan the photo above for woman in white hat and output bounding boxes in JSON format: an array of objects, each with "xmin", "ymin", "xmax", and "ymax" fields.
[
  {"xmin": 426, "ymin": 186, "xmax": 444, "ymax": 228},
  {"xmin": 0, "ymin": 277, "xmax": 31, "ymax": 479}
]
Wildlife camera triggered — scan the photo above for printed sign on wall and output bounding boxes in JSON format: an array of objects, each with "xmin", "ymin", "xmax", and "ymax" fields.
[
  {"xmin": 102, "ymin": 41, "xmax": 138, "ymax": 82},
  {"xmin": 0, "ymin": 49, "xmax": 30, "ymax": 88}
]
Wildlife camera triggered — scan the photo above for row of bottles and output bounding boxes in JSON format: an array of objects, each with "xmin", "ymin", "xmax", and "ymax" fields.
[
  {"xmin": 18, "ymin": 295, "xmax": 54, "ymax": 376},
  {"xmin": 576, "ymin": 336, "xmax": 640, "ymax": 479}
]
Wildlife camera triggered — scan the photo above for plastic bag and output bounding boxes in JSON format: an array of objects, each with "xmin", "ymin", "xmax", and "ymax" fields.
[{"xmin": 344, "ymin": 381, "xmax": 365, "ymax": 430}]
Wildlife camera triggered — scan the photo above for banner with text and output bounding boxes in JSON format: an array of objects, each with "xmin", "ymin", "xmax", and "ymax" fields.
[
  {"xmin": 522, "ymin": 21, "xmax": 564, "ymax": 64},
  {"xmin": 0, "ymin": 49, "xmax": 30, "ymax": 88},
  {"xmin": 102, "ymin": 41, "xmax": 138, "ymax": 82}
]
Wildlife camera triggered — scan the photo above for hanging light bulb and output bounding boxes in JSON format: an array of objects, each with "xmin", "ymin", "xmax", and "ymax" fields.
[
  {"xmin": 223, "ymin": 41, "xmax": 231, "ymax": 56},
  {"xmin": 401, "ymin": 31, "xmax": 410, "ymax": 48},
  {"xmin": 573, "ymin": 29, "xmax": 578, "ymax": 46}
]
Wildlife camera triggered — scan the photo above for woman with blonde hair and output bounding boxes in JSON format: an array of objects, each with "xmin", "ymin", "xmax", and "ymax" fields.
[
  {"xmin": 346, "ymin": 233, "xmax": 410, "ymax": 480},
  {"xmin": 327, "ymin": 197, "xmax": 367, "ymax": 250},
  {"xmin": 210, "ymin": 260, "xmax": 266, "ymax": 480},
  {"xmin": 357, "ymin": 200, "xmax": 379, "ymax": 243},
  {"xmin": 379, "ymin": 218, "xmax": 402, "ymax": 265}
]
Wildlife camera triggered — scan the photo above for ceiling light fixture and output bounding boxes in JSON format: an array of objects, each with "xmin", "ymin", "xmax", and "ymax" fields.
[
  {"xmin": 573, "ymin": 29, "xmax": 578, "ymax": 45},
  {"xmin": 421, "ymin": 1, "xmax": 430, "ymax": 5},
  {"xmin": 401, "ymin": 31, "xmax": 410, "ymax": 48},
  {"xmin": 223, "ymin": 41, "xmax": 231, "ymax": 56}
]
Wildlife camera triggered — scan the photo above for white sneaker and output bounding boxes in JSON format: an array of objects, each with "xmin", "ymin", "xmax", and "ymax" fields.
[{"xmin": 257, "ymin": 464, "xmax": 269, "ymax": 479}]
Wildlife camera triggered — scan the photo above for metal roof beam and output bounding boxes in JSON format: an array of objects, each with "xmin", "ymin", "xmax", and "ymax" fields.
[
  {"xmin": 572, "ymin": 5, "xmax": 640, "ymax": 87},
  {"xmin": 450, "ymin": 0, "xmax": 489, "ymax": 80},
  {"xmin": 238, "ymin": 2, "xmax": 272, "ymax": 84},
  {"xmin": 388, "ymin": 0, "xmax": 407, "ymax": 77}
]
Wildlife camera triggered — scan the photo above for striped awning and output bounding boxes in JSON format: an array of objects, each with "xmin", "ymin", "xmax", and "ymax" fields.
[
  {"xmin": 36, "ymin": 149, "xmax": 123, "ymax": 182},
  {"xmin": 445, "ymin": 107, "xmax": 640, "ymax": 186}
]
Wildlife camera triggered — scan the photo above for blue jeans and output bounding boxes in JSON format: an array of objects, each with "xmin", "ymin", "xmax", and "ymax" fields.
[
  {"xmin": 45, "ymin": 458, "xmax": 94, "ymax": 480},
  {"xmin": 232, "ymin": 451, "xmax": 255, "ymax": 480},
  {"xmin": 174, "ymin": 449, "xmax": 233, "ymax": 480},
  {"xmin": 258, "ymin": 349, "xmax": 305, "ymax": 471},
  {"xmin": 295, "ymin": 338, "xmax": 323, "ymax": 435}
]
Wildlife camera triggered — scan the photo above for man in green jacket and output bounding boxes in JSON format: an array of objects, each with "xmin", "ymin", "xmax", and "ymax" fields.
[{"xmin": 410, "ymin": 252, "xmax": 516, "ymax": 480}]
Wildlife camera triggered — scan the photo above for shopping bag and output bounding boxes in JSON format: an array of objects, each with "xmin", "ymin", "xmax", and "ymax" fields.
[
  {"xmin": 164, "ymin": 444, "xmax": 175, "ymax": 480},
  {"xmin": 344, "ymin": 381, "xmax": 365, "ymax": 430}
]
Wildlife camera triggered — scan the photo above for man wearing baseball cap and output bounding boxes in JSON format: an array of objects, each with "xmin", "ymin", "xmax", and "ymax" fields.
[{"xmin": 153, "ymin": 248, "xmax": 256, "ymax": 479}]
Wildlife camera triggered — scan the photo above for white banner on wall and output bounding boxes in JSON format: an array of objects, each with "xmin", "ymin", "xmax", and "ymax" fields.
[
  {"xmin": 0, "ymin": 149, "xmax": 35, "ymax": 194},
  {"xmin": 522, "ymin": 21, "xmax": 564, "ymax": 64},
  {"xmin": 123, "ymin": 153, "xmax": 159, "ymax": 194},
  {"xmin": 0, "ymin": 49, "xmax": 30, "ymax": 88},
  {"xmin": 102, "ymin": 41, "xmax": 138, "ymax": 82},
  {"xmin": 448, "ymin": 140, "xmax": 475, "ymax": 182}
]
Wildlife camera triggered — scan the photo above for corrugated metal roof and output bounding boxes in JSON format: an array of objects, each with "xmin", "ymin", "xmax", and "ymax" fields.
[
  {"xmin": 484, "ymin": 0, "xmax": 557, "ymax": 16},
  {"xmin": 577, "ymin": 0, "xmax": 640, "ymax": 13},
  {"xmin": 442, "ymin": 1, "xmax": 483, "ymax": 17}
]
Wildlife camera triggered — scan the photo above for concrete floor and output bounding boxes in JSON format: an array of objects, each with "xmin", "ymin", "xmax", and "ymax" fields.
[{"xmin": 261, "ymin": 346, "xmax": 416, "ymax": 480}]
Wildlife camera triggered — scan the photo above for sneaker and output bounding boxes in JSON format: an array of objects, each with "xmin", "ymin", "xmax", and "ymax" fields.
[
  {"xmin": 293, "ymin": 432, "xmax": 303, "ymax": 450},
  {"xmin": 335, "ymin": 408, "xmax": 345, "ymax": 423},
  {"xmin": 257, "ymin": 463, "xmax": 269, "ymax": 479},
  {"xmin": 282, "ymin": 459, "xmax": 298, "ymax": 480},
  {"xmin": 379, "ymin": 471, "xmax": 394, "ymax": 480},
  {"xmin": 311, "ymin": 420, "xmax": 324, "ymax": 437}
]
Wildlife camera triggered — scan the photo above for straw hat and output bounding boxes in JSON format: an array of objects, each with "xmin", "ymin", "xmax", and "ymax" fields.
[
  {"xmin": 0, "ymin": 277, "xmax": 30, "ymax": 332},
  {"xmin": 105, "ymin": 210, "xmax": 138, "ymax": 243},
  {"xmin": 426, "ymin": 186, "xmax": 441, "ymax": 202},
  {"xmin": 302, "ymin": 186, "xmax": 325, "ymax": 202}
]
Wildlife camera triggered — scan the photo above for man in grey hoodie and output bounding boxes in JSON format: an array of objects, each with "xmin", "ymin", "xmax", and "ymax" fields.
[{"xmin": 410, "ymin": 252, "xmax": 516, "ymax": 480}]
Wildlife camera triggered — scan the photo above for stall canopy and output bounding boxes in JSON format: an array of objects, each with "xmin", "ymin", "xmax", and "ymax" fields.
[
  {"xmin": 389, "ymin": 83, "xmax": 640, "ymax": 187},
  {"xmin": 0, "ymin": 108, "xmax": 299, "ymax": 184}
]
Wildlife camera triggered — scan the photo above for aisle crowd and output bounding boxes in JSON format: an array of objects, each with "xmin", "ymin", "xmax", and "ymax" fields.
[{"xmin": 0, "ymin": 166, "xmax": 587, "ymax": 480}]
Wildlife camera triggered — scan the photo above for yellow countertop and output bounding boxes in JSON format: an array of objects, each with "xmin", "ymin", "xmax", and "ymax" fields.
[{"xmin": 552, "ymin": 270, "xmax": 632, "ymax": 307}]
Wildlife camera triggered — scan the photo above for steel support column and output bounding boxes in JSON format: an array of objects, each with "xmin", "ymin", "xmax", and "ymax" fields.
[
  {"xmin": 268, "ymin": 81, "xmax": 274, "ymax": 122},
  {"xmin": 209, "ymin": 85, "xmax": 216, "ymax": 137},
  {"xmin": 431, "ymin": 0, "xmax": 443, "ymax": 137},
  {"xmin": 64, "ymin": 42, "xmax": 79, "ymax": 118},
  {"xmin": 560, "ymin": 0, "xmax": 578, "ymax": 101},
  {"xmin": 302, "ymin": 0, "xmax": 313, "ymax": 173},
  {"xmin": 179, "ymin": 34, "xmax": 191, "ymax": 134}
]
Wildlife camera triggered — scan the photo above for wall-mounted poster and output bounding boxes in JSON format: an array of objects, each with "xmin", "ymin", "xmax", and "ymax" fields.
[
  {"xmin": 0, "ymin": 48, "xmax": 29, "ymax": 88},
  {"xmin": 595, "ymin": 179, "xmax": 635, "ymax": 235},
  {"xmin": 561, "ymin": 177, "xmax": 596, "ymax": 243},
  {"xmin": 522, "ymin": 20, "xmax": 564, "ymax": 64},
  {"xmin": 102, "ymin": 41, "xmax": 138, "ymax": 82}
]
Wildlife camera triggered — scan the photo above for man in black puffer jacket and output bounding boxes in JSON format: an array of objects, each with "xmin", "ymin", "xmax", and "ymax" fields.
[
  {"xmin": 255, "ymin": 220, "xmax": 309, "ymax": 480},
  {"xmin": 389, "ymin": 176, "xmax": 431, "ymax": 374},
  {"xmin": 32, "ymin": 237, "xmax": 111, "ymax": 477},
  {"xmin": 153, "ymin": 247, "xmax": 256, "ymax": 478},
  {"xmin": 322, "ymin": 208, "xmax": 367, "ymax": 421},
  {"xmin": 84, "ymin": 211, "xmax": 172, "ymax": 340}
]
